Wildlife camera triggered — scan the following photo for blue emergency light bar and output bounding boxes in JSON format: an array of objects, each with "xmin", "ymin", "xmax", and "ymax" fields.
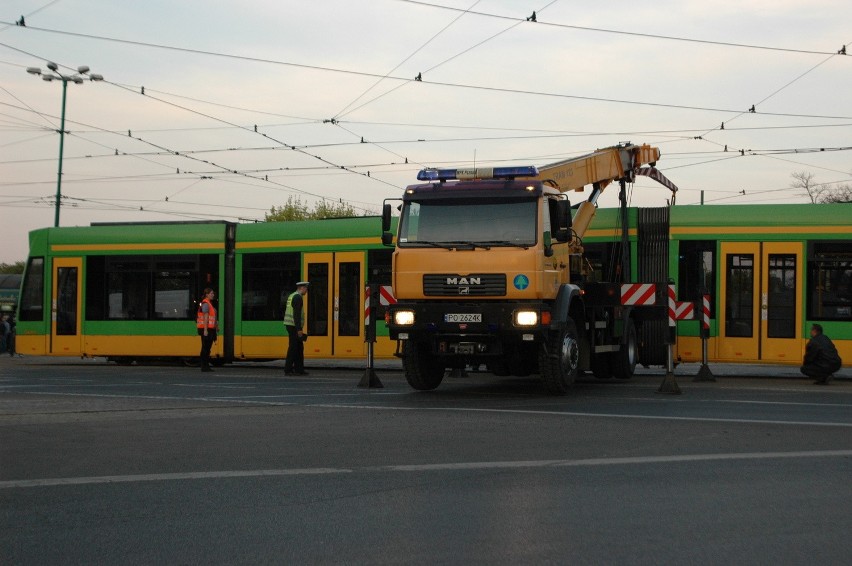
[{"xmin": 417, "ymin": 165, "xmax": 539, "ymax": 181}]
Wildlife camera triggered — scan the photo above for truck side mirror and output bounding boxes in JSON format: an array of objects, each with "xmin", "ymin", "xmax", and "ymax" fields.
[
  {"xmin": 554, "ymin": 199, "xmax": 572, "ymax": 242},
  {"xmin": 381, "ymin": 203, "xmax": 395, "ymax": 246},
  {"xmin": 381, "ymin": 203, "xmax": 392, "ymax": 232}
]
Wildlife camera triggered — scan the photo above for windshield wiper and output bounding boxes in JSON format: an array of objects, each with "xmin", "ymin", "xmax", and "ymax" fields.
[
  {"xmin": 406, "ymin": 240, "xmax": 502, "ymax": 250},
  {"xmin": 479, "ymin": 240, "xmax": 532, "ymax": 249},
  {"xmin": 407, "ymin": 240, "xmax": 459, "ymax": 249},
  {"xmin": 443, "ymin": 241, "xmax": 491, "ymax": 250}
]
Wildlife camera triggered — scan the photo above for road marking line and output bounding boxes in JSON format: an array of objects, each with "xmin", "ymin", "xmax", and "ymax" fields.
[
  {"xmin": 703, "ymin": 399, "xmax": 852, "ymax": 408},
  {"xmin": 0, "ymin": 390, "xmax": 295, "ymax": 407},
  {"xmin": 315, "ymin": 403, "xmax": 852, "ymax": 428},
  {"xmin": 209, "ymin": 392, "xmax": 405, "ymax": 399},
  {"xmin": 4, "ymin": 449, "xmax": 852, "ymax": 489},
  {"xmin": 4, "ymin": 392, "xmax": 852, "ymax": 426}
]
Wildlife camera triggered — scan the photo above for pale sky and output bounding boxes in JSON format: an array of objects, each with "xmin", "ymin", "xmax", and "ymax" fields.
[{"xmin": 1, "ymin": 0, "xmax": 850, "ymax": 263}]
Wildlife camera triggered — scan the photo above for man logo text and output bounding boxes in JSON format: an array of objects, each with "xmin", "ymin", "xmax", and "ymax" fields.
[{"xmin": 446, "ymin": 277, "xmax": 480, "ymax": 285}]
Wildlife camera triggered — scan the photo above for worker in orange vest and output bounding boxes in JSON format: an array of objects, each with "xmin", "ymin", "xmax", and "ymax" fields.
[{"xmin": 196, "ymin": 288, "xmax": 218, "ymax": 372}]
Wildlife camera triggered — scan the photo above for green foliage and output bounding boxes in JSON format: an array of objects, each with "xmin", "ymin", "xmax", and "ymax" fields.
[
  {"xmin": 0, "ymin": 261, "xmax": 25, "ymax": 274},
  {"xmin": 265, "ymin": 195, "xmax": 359, "ymax": 222}
]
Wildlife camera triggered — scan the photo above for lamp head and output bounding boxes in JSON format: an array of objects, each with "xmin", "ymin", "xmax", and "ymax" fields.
[
  {"xmin": 26, "ymin": 67, "xmax": 41, "ymax": 75},
  {"xmin": 46, "ymin": 61, "xmax": 58, "ymax": 71}
]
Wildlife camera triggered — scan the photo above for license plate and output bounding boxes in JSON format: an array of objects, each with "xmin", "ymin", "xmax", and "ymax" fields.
[
  {"xmin": 444, "ymin": 313, "xmax": 481, "ymax": 323},
  {"xmin": 456, "ymin": 343, "xmax": 475, "ymax": 354}
]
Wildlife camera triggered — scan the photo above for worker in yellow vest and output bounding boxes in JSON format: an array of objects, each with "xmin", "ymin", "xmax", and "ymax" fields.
[{"xmin": 283, "ymin": 281, "xmax": 309, "ymax": 375}]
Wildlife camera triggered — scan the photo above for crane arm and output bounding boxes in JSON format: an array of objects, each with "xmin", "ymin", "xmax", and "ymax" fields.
[
  {"xmin": 532, "ymin": 143, "xmax": 678, "ymax": 240},
  {"xmin": 533, "ymin": 143, "xmax": 661, "ymax": 193}
]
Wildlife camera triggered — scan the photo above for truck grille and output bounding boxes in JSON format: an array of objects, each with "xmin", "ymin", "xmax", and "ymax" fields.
[{"xmin": 423, "ymin": 274, "xmax": 507, "ymax": 296}]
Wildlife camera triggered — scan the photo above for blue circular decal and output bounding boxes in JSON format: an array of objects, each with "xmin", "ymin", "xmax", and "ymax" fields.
[{"xmin": 513, "ymin": 274, "xmax": 530, "ymax": 290}]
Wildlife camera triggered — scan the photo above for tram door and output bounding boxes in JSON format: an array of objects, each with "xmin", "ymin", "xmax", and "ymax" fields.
[
  {"xmin": 302, "ymin": 252, "xmax": 365, "ymax": 358},
  {"xmin": 718, "ymin": 242, "xmax": 803, "ymax": 362},
  {"xmin": 51, "ymin": 257, "xmax": 83, "ymax": 356}
]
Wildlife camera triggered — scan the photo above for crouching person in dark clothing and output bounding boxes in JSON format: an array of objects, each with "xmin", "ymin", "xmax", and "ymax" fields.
[{"xmin": 801, "ymin": 324, "xmax": 842, "ymax": 384}]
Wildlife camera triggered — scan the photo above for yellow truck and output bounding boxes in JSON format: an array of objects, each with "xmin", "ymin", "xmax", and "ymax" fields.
[{"xmin": 381, "ymin": 143, "xmax": 677, "ymax": 394}]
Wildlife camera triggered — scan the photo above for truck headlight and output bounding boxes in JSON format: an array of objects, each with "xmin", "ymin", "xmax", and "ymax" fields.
[
  {"xmin": 393, "ymin": 310, "xmax": 415, "ymax": 326},
  {"xmin": 514, "ymin": 310, "xmax": 538, "ymax": 326}
]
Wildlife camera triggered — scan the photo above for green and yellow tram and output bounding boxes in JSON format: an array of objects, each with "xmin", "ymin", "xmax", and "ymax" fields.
[
  {"xmin": 583, "ymin": 203, "xmax": 851, "ymax": 368},
  {"xmin": 16, "ymin": 217, "xmax": 396, "ymax": 363},
  {"xmin": 16, "ymin": 203, "xmax": 850, "ymax": 368}
]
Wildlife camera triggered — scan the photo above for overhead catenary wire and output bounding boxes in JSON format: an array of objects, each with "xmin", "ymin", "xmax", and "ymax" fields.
[
  {"xmin": 698, "ymin": 40, "xmax": 851, "ymax": 140},
  {"xmin": 3, "ymin": 9, "xmax": 848, "ymax": 224},
  {"xmin": 4, "ymin": 94, "xmax": 851, "ymax": 162},
  {"xmin": 0, "ymin": 61, "xmax": 394, "ymax": 215},
  {"xmin": 392, "ymin": 0, "xmax": 848, "ymax": 56},
  {"xmin": 332, "ymin": 0, "xmax": 485, "ymax": 119},
  {"xmin": 334, "ymin": 1, "xmax": 559, "ymax": 120},
  {"xmin": 1, "ymin": 32, "xmax": 849, "ymax": 121},
  {"xmin": 3, "ymin": 23, "xmax": 848, "ymax": 213}
]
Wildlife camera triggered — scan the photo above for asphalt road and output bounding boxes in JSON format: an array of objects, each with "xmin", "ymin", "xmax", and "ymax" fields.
[{"xmin": 1, "ymin": 357, "xmax": 851, "ymax": 565}]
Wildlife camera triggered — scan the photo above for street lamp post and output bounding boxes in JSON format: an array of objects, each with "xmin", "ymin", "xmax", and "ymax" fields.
[{"xmin": 27, "ymin": 62, "xmax": 103, "ymax": 227}]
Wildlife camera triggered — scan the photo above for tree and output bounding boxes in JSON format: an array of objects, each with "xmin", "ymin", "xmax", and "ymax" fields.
[
  {"xmin": 821, "ymin": 184, "xmax": 852, "ymax": 203},
  {"xmin": 264, "ymin": 195, "xmax": 360, "ymax": 222},
  {"xmin": 0, "ymin": 261, "xmax": 25, "ymax": 274},
  {"xmin": 790, "ymin": 171, "xmax": 852, "ymax": 204}
]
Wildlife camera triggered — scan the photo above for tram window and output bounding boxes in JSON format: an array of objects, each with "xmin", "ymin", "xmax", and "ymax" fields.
[
  {"xmin": 154, "ymin": 271, "xmax": 192, "ymax": 319},
  {"xmin": 19, "ymin": 257, "xmax": 45, "ymax": 322},
  {"xmin": 767, "ymin": 254, "xmax": 796, "ymax": 338},
  {"xmin": 678, "ymin": 240, "xmax": 716, "ymax": 316},
  {"xmin": 241, "ymin": 252, "xmax": 300, "ymax": 321},
  {"xmin": 86, "ymin": 254, "xmax": 218, "ymax": 321},
  {"xmin": 56, "ymin": 267, "xmax": 78, "ymax": 335},
  {"xmin": 155, "ymin": 258, "xmax": 196, "ymax": 271},
  {"xmin": 307, "ymin": 263, "xmax": 329, "ymax": 336},
  {"xmin": 86, "ymin": 256, "xmax": 108, "ymax": 320},
  {"xmin": 808, "ymin": 242, "xmax": 852, "ymax": 321},
  {"xmin": 338, "ymin": 261, "xmax": 361, "ymax": 336},
  {"xmin": 726, "ymin": 254, "xmax": 754, "ymax": 337},
  {"xmin": 108, "ymin": 270, "xmax": 150, "ymax": 319}
]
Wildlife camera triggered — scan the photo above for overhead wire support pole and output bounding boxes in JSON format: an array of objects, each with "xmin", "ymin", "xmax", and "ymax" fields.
[
  {"xmin": 26, "ymin": 62, "xmax": 103, "ymax": 227},
  {"xmin": 54, "ymin": 77, "xmax": 68, "ymax": 228}
]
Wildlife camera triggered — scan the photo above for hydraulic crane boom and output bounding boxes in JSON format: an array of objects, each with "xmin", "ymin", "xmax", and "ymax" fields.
[
  {"xmin": 534, "ymin": 143, "xmax": 661, "ymax": 193},
  {"xmin": 532, "ymin": 143, "xmax": 678, "ymax": 240}
]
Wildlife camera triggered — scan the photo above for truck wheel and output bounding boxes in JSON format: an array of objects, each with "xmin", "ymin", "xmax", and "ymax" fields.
[
  {"xmin": 610, "ymin": 319, "xmax": 637, "ymax": 379},
  {"xmin": 402, "ymin": 341, "xmax": 444, "ymax": 391},
  {"xmin": 538, "ymin": 320, "xmax": 580, "ymax": 395}
]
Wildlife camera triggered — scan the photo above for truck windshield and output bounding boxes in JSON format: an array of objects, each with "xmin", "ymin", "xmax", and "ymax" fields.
[{"xmin": 397, "ymin": 198, "xmax": 537, "ymax": 247}]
